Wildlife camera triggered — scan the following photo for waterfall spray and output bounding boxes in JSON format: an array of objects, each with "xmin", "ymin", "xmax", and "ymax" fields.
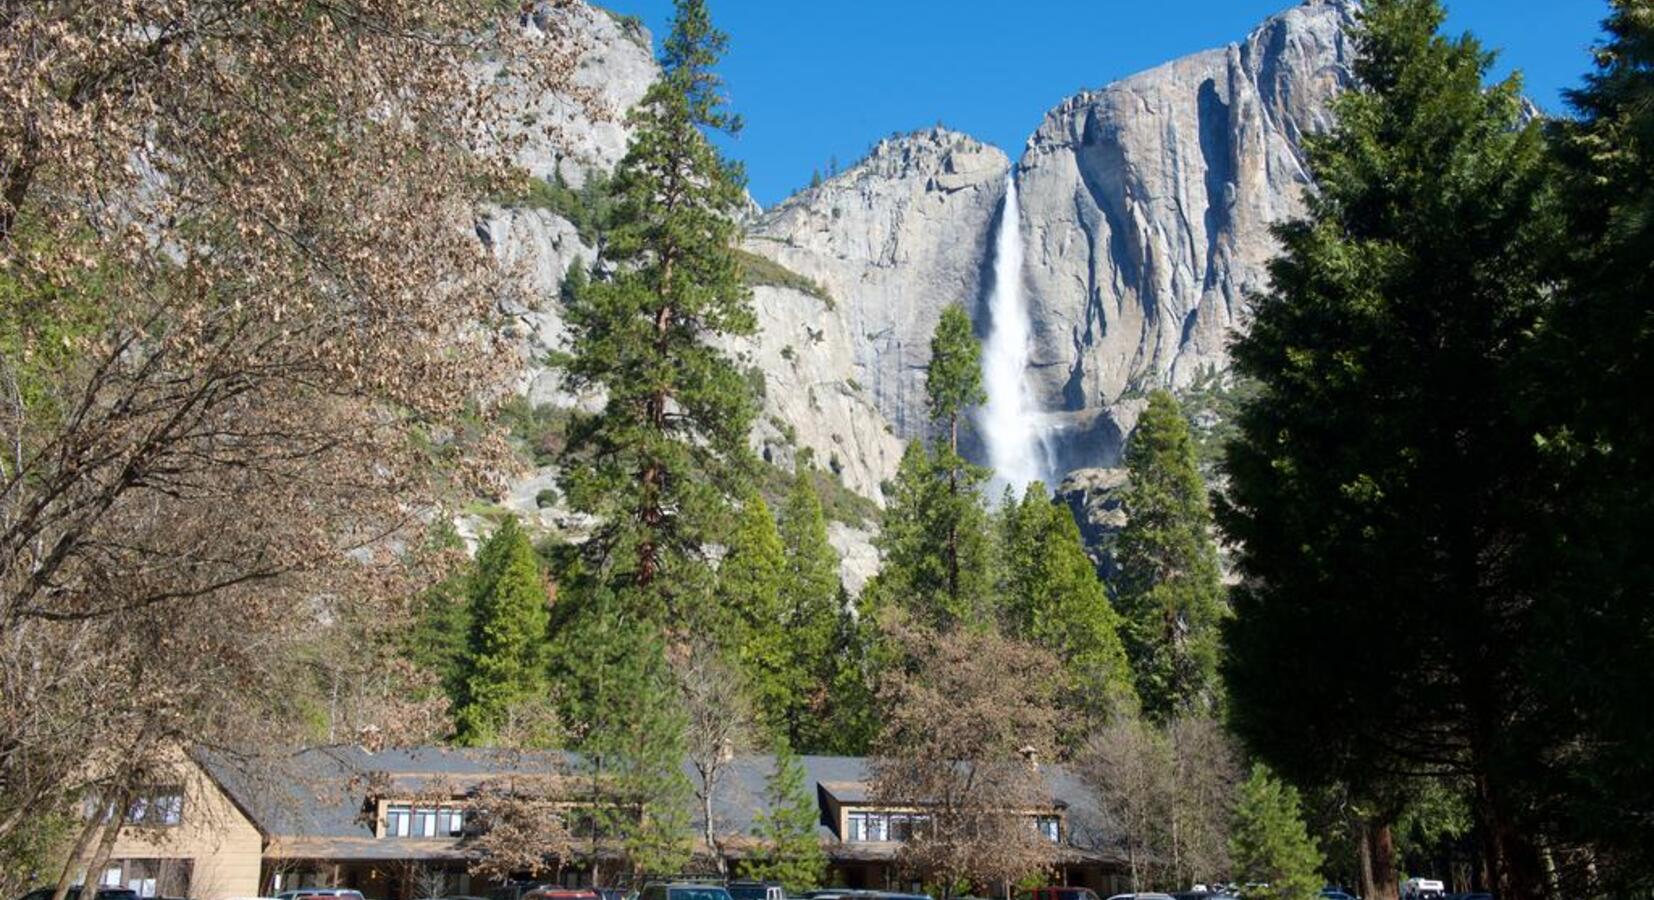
[{"xmin": 978, "ymin": 173, "xmax": 1048, "ymax": 496}]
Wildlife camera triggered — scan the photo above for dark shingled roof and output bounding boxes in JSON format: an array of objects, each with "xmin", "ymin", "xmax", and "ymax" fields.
[{"xmin": 200, "ymin": 747, "xmax": 1121, "ymax": 864}]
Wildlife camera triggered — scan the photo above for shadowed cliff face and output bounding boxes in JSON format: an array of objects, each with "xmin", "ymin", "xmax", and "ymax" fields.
[
  {"xmin": 1014, "ymin": 0, "xmax": 1356, "ymax": 471},
  {"xmin": 492, "ymin": 0, "xmax": 1359, "ymax": 538},
  {"xmin": 746, "ymin": 1, "xmax": 1357, "ymax": 479}
]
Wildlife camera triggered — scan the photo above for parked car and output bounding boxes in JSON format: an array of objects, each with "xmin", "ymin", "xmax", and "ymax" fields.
[
  {"xmin": 1174, "ymin": 891, "xmax": 1240, "ymax": 900},
  {"xmin": 639, "ymin": 884, "xmax": 734, "ymax": 900},
  {"xmin": 523, "ymin": 890, "xmax": 598, "ymax": 900},
  {"xmin": 1024, "ymin": 889, "xmax": 1102, "ymax": 900},
  {"xmin": 19, "ymin": 889, "xmax": 140, "ymax": 900},
  {"xmin": 727, "ymin": 883, "xmax": 785, "ymax": 900},
  {"xmin": 276, "ymin": 889, "xmax": 366, "ymax": 900},
  {"xmin": 1107, "ymin": 894, "xmax": 1177, "ymax": 900}
]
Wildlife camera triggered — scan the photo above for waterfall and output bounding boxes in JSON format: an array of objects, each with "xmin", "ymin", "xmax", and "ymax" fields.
[{"xmin": 978, "ymin": 173, "xmax": 1048, "ymax": 496}]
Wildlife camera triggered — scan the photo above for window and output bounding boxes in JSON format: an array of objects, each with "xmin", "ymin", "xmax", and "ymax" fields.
[
  {"xmin": 1033, "ymin": 815, "xmax": 1061, "ymax": 843},
  {"xmin": 383, "ymin": 803, "xmax": 463, "ymax": 838},
  {"xmin": 845, "ymin": 810, "xmax": 930, "ymax": 842},
  {"xmin": 127, "ymin": 788, "xmax": 184, "ymax": 827}
]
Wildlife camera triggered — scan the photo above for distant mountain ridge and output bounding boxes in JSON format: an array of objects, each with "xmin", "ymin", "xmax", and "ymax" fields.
[{"xmin": 474, "ymin": 0, "xmax": 1359, "ymax": 580}]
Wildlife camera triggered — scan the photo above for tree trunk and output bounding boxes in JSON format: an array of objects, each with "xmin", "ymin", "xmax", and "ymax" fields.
[
  {"xmin": 1472, "ymin": 772, "xmax": 1546, "ymax": 900},
  {"xmin": 51, "ymin": 815, "xmax": 107, "ymax": 900},
  {"xmin": 78, "ymin": 784, "xmax": 135, "ymax": 900},
  {"xmin": 702, "ymin": 771, "xmax": 725, "ymax": 877},
  {"xmin": 1370, "ymin": 819, "xmax": 1400, "ymax": 900},
  {"xmin": 1358, "ymin": 819, "xmax": 1376, "ymax": 900}
]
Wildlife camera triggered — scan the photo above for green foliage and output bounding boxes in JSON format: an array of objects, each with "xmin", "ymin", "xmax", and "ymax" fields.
[
  {"xmin": 754, "ymin": 458, "xmax": 880, "ymax": 528},
  {"xmin": 1175, "ymin": 367, "xmax": 1260, "ymax": 481},
  {"xmin": 714, "ymin": 493, "xmax": 792, "ymax": 736},
  {"xmin": 776, "ymin": 466, "xmax": 849, "ymax": 752},
  {"xmin": 866, "ymin": 440, "xmax": 995, "ymax": 630},
  {"xmin": 924, "ymin": 304, "xmax": 986, "ymax": 449},
  {"xmin": 455, "ymin": 518, "xmax": 553, "ymax": 746},
  {"xmin": 742, "ymin": 738, "xmax": 828, "ymax": 891},
  {"xmin": 1536, "ymin": 1, "xmax": 1654, "ymax": 886},
  {"xmin": 1230, "ymin": 765, "xmax": 1325, "ymax": 900},
  {"xmin": 558, "ymin": 0, "xmax": 757, "ymax": 626},
  {"xmin": 999, "ymin": 482, "xmax": 1139, "ymax": 742},
  {"xmin": 497, "ymin": 395, "xmax": 575, "ymax": 467},
  {"xmin": 406, "ymin": 522, "xmax": 473, "ymax": 713},
  {"xmin": 0, "ymin": 804, "xmax": 72, "ymax": 898},
  {"xmin": 731, "ymin": 247, "xmax": 836, "ymax": 308},
  {"xmin": 1116, "ymin": 391, "xmax": 1224, "ymax": 721},
  {"xmin": 495, "ymin": 168, "xmax": 617, "ymax": 245},
  {"xmin": 0, "ymin": 227, "xmax": 112, "ymax": 438},
  {"xmin": 1218, "ymin": 2, "xmax": 1560, "ymax": 892},
  {"xmin": 552, "ymin": 578, "xmax": 694, "ymax": 878}
]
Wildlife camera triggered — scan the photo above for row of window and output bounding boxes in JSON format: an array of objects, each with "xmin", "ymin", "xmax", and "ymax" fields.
[
  {"xmin": 843, "ymin": 811, "xmax": 1062, "ymax": 843},
  {"xmin": 377, "ymin": 801, "xmax": 1058, "ymax": 844},
  {"xmin": 83, "ymin": 788, "xmax": 185, "ymax": 828},
  {"xmin": 383, "ymin": 805, "xmax": 465, "ymax": 839}
]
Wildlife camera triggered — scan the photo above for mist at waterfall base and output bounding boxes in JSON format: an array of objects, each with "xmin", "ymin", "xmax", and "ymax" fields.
[{"xmin": 977, "ymin": 174, "xmax": 1053, "ymax": 500}]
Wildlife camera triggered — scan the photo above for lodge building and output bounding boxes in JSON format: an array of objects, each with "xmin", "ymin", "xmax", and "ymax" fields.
[{"xmin": 82, "ymin": 747, "xmax": 1129, "ymax": 900}]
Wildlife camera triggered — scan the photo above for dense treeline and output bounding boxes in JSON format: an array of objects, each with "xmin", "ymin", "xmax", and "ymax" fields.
[
  {"xmin": 1221, "ymin": 1, "xmax": 1654, "ymax": 898},
  {"xmin": 4, "ymin": 0, "xmax": 1652, "ymax": 896}
]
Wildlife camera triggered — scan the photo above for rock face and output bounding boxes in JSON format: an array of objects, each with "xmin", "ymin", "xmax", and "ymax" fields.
[
  {"xmin": 745, "ymin": 129, "xmax": 1011, "ymax": 441},
  {"xmin": 470, "ymin": 0, "xmax": 1361, "ymax": 583},
  {"xmin": 1015, "ymin": 0, "xmax": 1356, "ymax": 470},
  {"xmin": 1056, "ymin": 468, "xmax": 1131, "ymax": 580}
]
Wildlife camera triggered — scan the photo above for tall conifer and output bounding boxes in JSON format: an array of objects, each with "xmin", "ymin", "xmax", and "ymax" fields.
[
  {"xmin": 1116, "ymin": 390, "xmax": 1224, "ymax": 721},
  {"xmin": 455, "ymin": 518, "xmax": 552, "ymax": 746}
]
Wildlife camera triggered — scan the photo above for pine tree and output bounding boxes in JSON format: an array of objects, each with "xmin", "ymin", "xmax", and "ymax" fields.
[
  {"xmin": 1230, "ymin": 765, "xmax": 1324, "ymax": 900},
  {"xmin": 865, "ymin": 306, "xmax": 995, "ymax": 630},
  {"xmin": 551, "ymin": 582, "xmax": 693, "ymax": 882},
  {"xmin": 925, "ymin": 304, "xmax": 985, "ymax": 456},
  {"xmin": 1537, "ymin": 3, "xmax": 1654, "ymax": 886},
  {"xmin": 455, "ymin": 517, "xmax": 553, "ymax": 746},
  {"xmin": 406, "ymin": 521, "xmax": 473, "ymax": 714},
  {"xmin": 1000, "ymin": 483, "xmax": 1138, "ymax": 741},
  {"xmin": 1218, "ymin": 3, "xmax": 1558, "ymax": 897},
  {"xmin": 743, "ymin": 737, "xmax": 827, "ymax": 891},
  {"xmin": 557, "ymin": 0, "xmax": 755, "ymax": 627},
  {"xmin": 1115, "ymin": 390, "xmax": 1224, "ymax": 721},
  {"xmin": 776, "ymin": 465, "xmax": 845, "ymax": 750},
  {"xmin": 715, "ymin": 492, "xmax": 791, "ymax": 737}
]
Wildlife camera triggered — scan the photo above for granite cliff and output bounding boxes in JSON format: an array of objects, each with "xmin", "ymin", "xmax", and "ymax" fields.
[{"xmin": 474, "ymin": 0, "xmax": 1359, "ymax": 582}]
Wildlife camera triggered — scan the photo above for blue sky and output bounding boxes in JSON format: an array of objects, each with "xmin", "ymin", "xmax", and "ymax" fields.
[{"xmin": 599, "ymin": 0, "xmax": 1610, "ymax": 207}]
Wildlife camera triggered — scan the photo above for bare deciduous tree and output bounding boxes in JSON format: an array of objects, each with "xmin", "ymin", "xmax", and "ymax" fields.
[
  {"xmin": 1078, "ymin": 716, "xmax": 1176, "ymax": 891},
  {"xmin": 466, "ymin": 776, "xmax": 576, "ymax": 884},
  {"xmin": 674, "ymin": 638, "xmax": 753, "ymax": 876},
  {"xmin": 0, "ymin": 0, "xmax": 596, "ymax": 878},
  {"xmin": 871, "ymin": 621, "xmax": 1061, "ymax": 898}
]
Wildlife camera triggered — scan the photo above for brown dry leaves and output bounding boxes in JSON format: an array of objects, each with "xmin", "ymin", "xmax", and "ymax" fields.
[
  {"xmin": 0, "ymin": 0, "xmax": 594, "ymax": 850},
  {"xmin": 870, "ymin": 620, "xmax": 1062, "ymax": 892}
]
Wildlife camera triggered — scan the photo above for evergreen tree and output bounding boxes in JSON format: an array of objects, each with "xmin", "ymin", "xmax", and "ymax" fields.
[
  {"xmin": 715, "ymin": 492, "xmax": 791, "ymax": 737},
  {"xmin": 455, "ymin": 517, "xmax": 552, "ymax": 746},
  {"xmin": 1000, "ymin": 483, "xmax": 1138, "ymax": 741},
  {"xmin": 865, "ymin": 306, "xmax": 995, "ymax": 629},
  {"xmin": 743, "ymin": 737, "xmax": 827, "ymax": 891},
  {"xmin": 777, "ymin": 465, "xmax": 846, "ymax": 751},
  {"xmin": 405, "ymin": 522, "xmax": 473, "ymax": 714},
  {"xmin": 557, "ymin": 0, "xmax": 755, "ymax": 627},
  {"xmin": 1538, "ymin": 3, "xmax": 1654, "ymax": 887},
  {"xmin": 1116, "ymin": 390, "xmax": 1224, "ymax": 721},
  {"xmin": 812, "ymin": 584, "xmax": 881, "ymax": 756},
  {"xmin": 1217, "ymin": 3, "xmax": 1558, "ymax": 897},
  {"xmin": 925, "ymin": 304, "xmax": 985, "ymax": 456},
  {"xmin": 1231, "ymin": 765, "xmax": 1324, "ymax": 900},
  {"xmin": 551, "ymin": 582, "xmax": 693, "ymax": 882}
]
